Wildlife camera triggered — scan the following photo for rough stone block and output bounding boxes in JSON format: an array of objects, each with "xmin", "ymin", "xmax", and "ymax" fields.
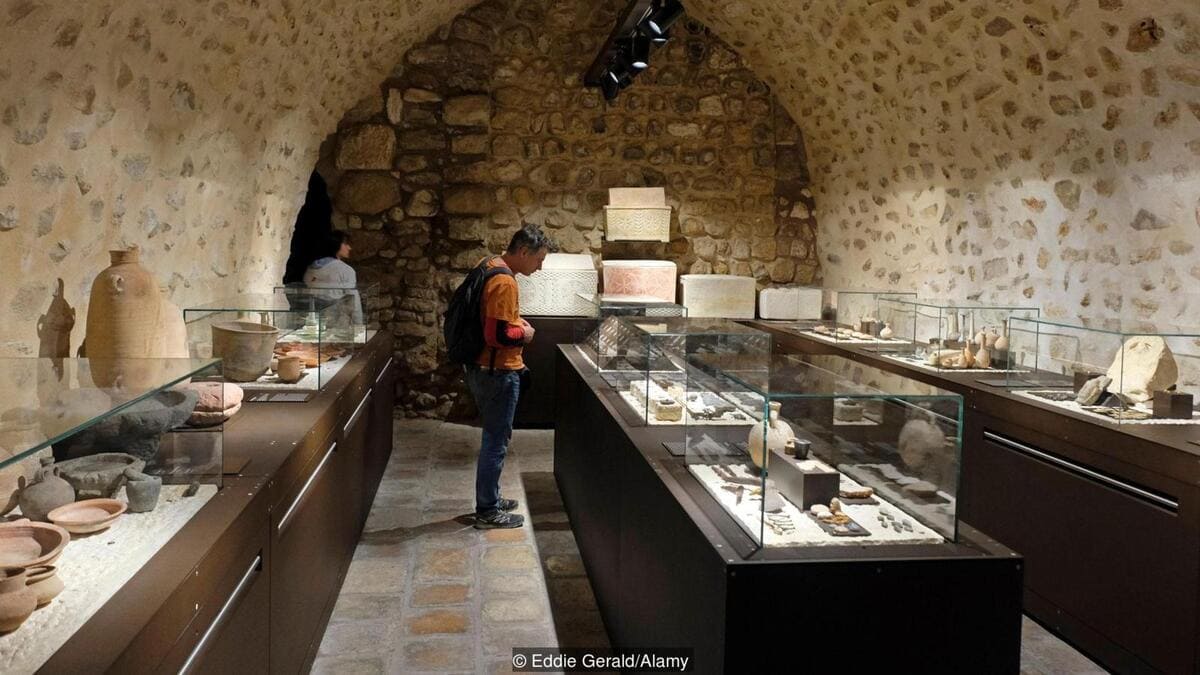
[
  {"xmin": 444, "ymin": 185, "xmax": 495, "ymax": 214},
  {"xmin": 444, "ymin": 95, "xmax": 492, "ymax": 126}
]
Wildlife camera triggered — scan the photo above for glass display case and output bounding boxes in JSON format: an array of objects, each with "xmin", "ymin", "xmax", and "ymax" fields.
[
  {"xmin": 274, "ymin": 282, "xmax": 379, "ymax": 341},
  {"xmin": 183, "ymin": 291, "xmax": 364, "ymax": 394},
  {"xmin": 873, "ymin": 298, "xmax": 1040, "ymax": 371},
  {"xmin": 680, "ymin": 352, "xmax": 962, "ymax": 551},
  {"xmin": 574, "ymin": 317, "xmax": 771, "ymax": 427},
  {"xmin": 792, "ymin": 288, "xmax": 917, "ymax": 345},
  {"xmin": 0, "ymin": 357, "xmax": 225, "ymax": 661},
  {"xmin": 1004, "ymin": 316, "xmax": 1200, "ymax": 425},
  {"xmin": 573, "ymin": 292, "xmax": 687, "ymax": 368}
]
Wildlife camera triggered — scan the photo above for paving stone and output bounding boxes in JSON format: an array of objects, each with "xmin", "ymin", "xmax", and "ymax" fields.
[
  {"xmin": 407, "ymin": 609, "xmax": 470, "ymax": 635},
  {"xmin": 411, "ymin": 583, "xmax": 471, "ymax": 607},
  {"xmin": 481, "ymin": 624, "xmax": 558, "ymax": 656},
  {"xmin": 548, "ymin": 577, "xmax": 598, "ymax": 612},
  {"xmin": 342, "ymin": 559, "xmax": 407, "ymax": 595},
  {"xmin": 331, "ymin": 593, "xmax": 404, "ymax": 623},
  {"xmin": 415, "ymin": 548, "xmax": 471, "ymax": 580},
  {"xmin": 401, "ymin": 638, "xmax": 475, "ymax": 671},
  {"xmin": 318, "ymin": 621, "xmax": 391, "ymax": 657},
  {"xmin": 482, "ymin": 596, "xmax": 547, "ymax": 622},
  {"xmin": 482, "ymin": 573, "xmax": 543, "ymax": 596},
  {"xmin": 484, "ymin": 528, "xmax": 527, "ymax": 543},
  {"xmin": 311, "ymin": 655, "xmax": 386, "ymax": 675},
  {"xmin": 482, "ymin": 546, "xmax": 538, "ymax": 572}
]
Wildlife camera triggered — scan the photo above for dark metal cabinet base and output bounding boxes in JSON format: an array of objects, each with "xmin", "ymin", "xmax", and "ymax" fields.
[
  {"xmin": 514, "ymin": 316, "xmax": 584, "ymax": 428},
  {"xmin": 554, "ymin": 347, "xmax": 1024, "ymax": 674}
]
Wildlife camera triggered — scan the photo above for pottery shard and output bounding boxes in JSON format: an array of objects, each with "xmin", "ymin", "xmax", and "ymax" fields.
[
  {"xmin": 335, "ymin": 173, "xmax": 402, "ymax": 215},
  {"xmin": 1076, "ymin": 375, "xmax": 1111, "ymax": 405},
  {"xmin": 1106, "ymin": 336, "xmax": 1178, "ymax": 403},
  {"xmin": 336, "ymin": 125, "xmax": 396, "ymax": 171}
]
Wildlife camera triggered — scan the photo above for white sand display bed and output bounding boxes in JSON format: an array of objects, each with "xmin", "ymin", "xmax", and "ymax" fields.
[
  {"xmin": 798, "ymin": 330, "xmax": 910, "ymax": 346},
  {"xmin": 617, "ymin": 390, "xmax": 757, "ymax": 426},
  {"xmin": 1014, "ymin": 390, "xmax": 1200, "ymax": 425},
  {"xmin": 879, "ymin": 353, "xmax": 1024, "ymax": 374},
  {"xmin": 0, "ymin": 484, "xmax": 218, "ymax": 673},
  {"xmin": 690, "ymin": 461, "xmax": 944, "ymax": 547},
  {"xmin": 238, "ymin": 356, "xmax": 348, "ymax": 392},
  {"xmin": 839, "ymin": 463, "xmax": 956, "ymax": 536}
]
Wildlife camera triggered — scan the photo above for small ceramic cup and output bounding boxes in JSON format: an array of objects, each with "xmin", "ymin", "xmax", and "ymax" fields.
[{"xmin": 276, "ymin": 355, "xmax": 304, "ymax": 384}]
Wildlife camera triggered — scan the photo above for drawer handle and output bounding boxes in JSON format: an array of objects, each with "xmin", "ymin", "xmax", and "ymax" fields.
[
  {"xmin": 983, "ymin": 430, "xmax": 1179, "ymax": 511},
  {"xmin": 344, "ymin": 390, "xmax": 372, "ymax": 435},
  {"xmin": 177, "ymin": 553, "xmax": 263, "ymax": 674},
  {"xmin": 278, "ymin": 442, "xmax": 337, "ymax": 532},
  {"xmin": 374, "ymin": 357, "xmax": 394, "ymax": 385}
]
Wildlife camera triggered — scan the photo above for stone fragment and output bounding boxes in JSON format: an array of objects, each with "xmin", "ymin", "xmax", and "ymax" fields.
[
  {"xmin": 1126, "ymin": 18, "xmax": 1164, "ymax": 52},
  {"xmin": 444, "ymin": 185, "xmax": 495, "ymax": 215},
  {"xmin": 1105, "ymin": 336, "xmax": 1178, "ymax": 403},
  {"xmin": 985, "ymin": 17, "xmax": 1015, "ymax": 37},
  {"xmin": 1130, "ymin": 209, "xmax": 1166, "ymax": 230},
  {"xmin": 336, "ymin": 125, "xmax": 395, "ymax": 171},
  {"xmin": 403, "ymin": 88, "xmax": 441, "ymax": 103},
  {"xmin": 406, "ymin": 190, "xmax": 438, "ymax": 217},
  {"xmin": 443, "ymin": 95, "xmax": 492, "ymax": 127},
  {"xmin": 386, "ymin": 89, "xmax": 404, "ymax": 125},
  {"xmin": 334, "ymin": 173, "xmax": 402, "ymax": 215},
  {"xmin": 1049, "ymin": 95, "xmax": 1080, "ymax": 116},
  {"xmin": 1053, "ymin": 180, "xmax": 1081, "ymax": 210}
]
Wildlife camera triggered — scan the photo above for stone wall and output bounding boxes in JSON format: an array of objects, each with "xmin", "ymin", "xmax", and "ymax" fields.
[
  {"xmin": 0, "ymin": 0, "xmax": 475, "ymax": 356},
  {"xmin": 319, "ymin": 0, "xmax": 817, "ymax": 416},
  {"xmin": 688, "ymin": 0, "xmax": 1200, "ymax": 328}
]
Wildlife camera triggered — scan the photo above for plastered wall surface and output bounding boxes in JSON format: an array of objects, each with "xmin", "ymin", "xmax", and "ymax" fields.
[
  {"xmin": 687, "ymin": 0, "xmax": 1200, "ymax": 328},
  {"xmin": 0, "ymin": 0, "xmax": 474, "ymax": 355}
]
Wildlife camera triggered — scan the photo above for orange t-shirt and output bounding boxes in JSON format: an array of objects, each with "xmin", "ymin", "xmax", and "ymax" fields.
[{"xmin": 476, "ymin": 258, "xmax": 526, "ymax": 370}]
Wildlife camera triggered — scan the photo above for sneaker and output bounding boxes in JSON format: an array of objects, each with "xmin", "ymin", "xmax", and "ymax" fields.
[
  {"xmin": 498, "ymin": 497, "xmax": 519, "ymax": 512},
  {"xmin": 475, "ymin": 510, "xmax": 525, "ymax": 529}
]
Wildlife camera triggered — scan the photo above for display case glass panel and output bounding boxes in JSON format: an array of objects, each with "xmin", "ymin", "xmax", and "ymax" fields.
[
  {"xmin": 874, "ymin": 298, "xmax": 1040, "ymax": 371},
  {"xmin": 183, "ymin": 291, "xmax": 360, "ymax": 393},
  {"xmin": 681, "ymin": 352, "xmax": 961, "ymax": 553},
  {"xmin": 573, "ymin": 293, "xmax": 687, "ymax": 371},
  {"xmin": 0, "ymin": 357, "xmax": 225, "ymax": 667},
  {"xmin": 791, "ymin": 288, "xmax": 917, "ymax": 345},
  {"xmin": 274, "ymin": 282, "xmax": 379, "ymax": 341},
  {"xmin": 1004, "ymin": 316, "xmax": 1200, "ymax": 425},
  {"xmin": 575, "ymin": 316, "xmax": 770, "ymax": 427}
]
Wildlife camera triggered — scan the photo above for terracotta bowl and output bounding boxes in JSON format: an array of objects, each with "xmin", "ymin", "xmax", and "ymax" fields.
[
  {"xmin": 25, "ymin": 565, "xmax": 63, "ymax": 606},
  {"xmin": 212, "ymin": 321, "xmax": 280, "ymax": 382},
  {"xmin": 0, "ymin": 520, "xmax": 70, "ymax": 568},
  {"xmin": 47, "ymin": 499, "xmax": 126, "ymax": 534}
]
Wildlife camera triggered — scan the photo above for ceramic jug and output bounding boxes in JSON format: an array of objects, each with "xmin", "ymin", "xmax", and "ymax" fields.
[
  {"xmin": 18, "ymin": 465, "xmax": 75, "ymax": 522},
  {"xmin": 0, "ymin": 568, "xmax": 37, "ymax": 632},
  {"xmin": 747, "ymin": 402, "xmax": 795, "ymax": 470},
  {"xmin": 85, "ymin": 247, "xmax": 164, "ymax": 389}
]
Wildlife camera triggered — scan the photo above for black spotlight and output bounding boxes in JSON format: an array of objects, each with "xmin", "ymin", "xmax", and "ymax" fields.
[
  {"xmin": 600, "ymin": 72, "xmax": 620, "ymax": 101},
  {"xmin": 645, "ymin": 0, "xmax": 684, "ymax": 36},
  {"xmin": 629, "ymin": 35, "xmax": 652, "ymax": 70}
]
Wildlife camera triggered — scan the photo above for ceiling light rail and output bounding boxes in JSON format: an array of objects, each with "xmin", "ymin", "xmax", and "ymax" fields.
[{"xmin": 583, "ymin": 0, "xmax": 684, "ymax": 101}]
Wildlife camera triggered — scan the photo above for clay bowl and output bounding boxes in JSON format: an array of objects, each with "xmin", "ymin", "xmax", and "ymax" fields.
[
  {"xmin": 0, "ymin": 520, "xmax": 70, "ymax": 569},
  {"xmin": 47, "ymin": 498, "xmax": 126, "ymax": 534},
  {"xmin": 55, "ymin": 453, "xmax": 145, "ymax": 499},
  {"xmin": 212, "ymin": 321, "xmax": 280, "ymax": 382},
  {"xmin": 51, "ymin": 388, "xmax": 199, "ymax": 462},
  {"xmin": 25, "ymin": 565, "xmax": 63, "ymax": 606}
]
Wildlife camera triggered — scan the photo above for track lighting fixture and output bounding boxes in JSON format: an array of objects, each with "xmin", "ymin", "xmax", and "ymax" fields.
[
  {"xmin": 583, "ymin": 0, "xmax": 680, "ymax": 101},
  {"xmin": 645, "ymin": 0, "xmax": 684, "ymax": 36}
]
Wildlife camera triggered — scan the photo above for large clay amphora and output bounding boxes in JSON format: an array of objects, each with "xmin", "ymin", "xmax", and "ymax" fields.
[
  {"xmin": 85, "ymin": 248, "xmax": 163, "ymax": 390},
  {"xmin": 747, "ymin": 402, "xmax": 795, "ymax": 471}
]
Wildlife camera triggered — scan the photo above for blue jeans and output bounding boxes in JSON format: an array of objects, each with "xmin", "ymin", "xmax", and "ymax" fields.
[{"xmin": 464, "ymin": 366, "xmax": 521, "ymax": 514}]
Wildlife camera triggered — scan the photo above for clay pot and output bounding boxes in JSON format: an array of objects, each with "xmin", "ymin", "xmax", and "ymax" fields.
[
  {"xmin": 879, "ymin": 323, "xmax": 894, "ymax": 340},
  {"xmin": 51, "ymin": 388, "xmax": 198, "ymax": 461},
  {"xmin": 85, "ymin": 248, "xmax": 164, "ymax": 389},
  {"xmin": 0, "ymin": 568, "xmax": 37, "ymax": 632},
  {"xmin": 54, "ymin": 453, "xmax": 144, "ymax": 499},
  {"xmin": 276, "ymin": 355, "xmax": 304, "ymax": 384},
  {"xmin": 124, "ymin": 468, "xmax": 162, "ymax": 513},
  {"xmin": 25, "ymin": 565, "xmax": 63, "ymax": 607},
  {"xmin": 212, "ymin": 321, "xmax": 280, "ymax": 382},
  {"xmin": 976, "ymin": 345, "xmax": 992, "ymax": 368},
  {"xmin": 747, "ymin": 402, "xmax": 795, "ymax": 470},
  {"xmin": 17, "ymin": 465, "xmax": 75, "ymax": 522}
]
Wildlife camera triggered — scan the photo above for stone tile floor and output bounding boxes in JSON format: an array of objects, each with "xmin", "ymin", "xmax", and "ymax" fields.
[{"xmin": 315, "ymin": 420, "xmax": 1105, "ymax": 674}]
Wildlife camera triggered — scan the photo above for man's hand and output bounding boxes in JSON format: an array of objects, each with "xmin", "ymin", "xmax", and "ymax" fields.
[{"xmin": 521, "ymin": 319, "xmax": 536, "ymax": 344}]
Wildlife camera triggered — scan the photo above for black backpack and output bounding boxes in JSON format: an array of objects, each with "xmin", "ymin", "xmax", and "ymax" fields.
[{"xmin": 444, "ymin": 257, "xmax": 514, "ymax": 365}]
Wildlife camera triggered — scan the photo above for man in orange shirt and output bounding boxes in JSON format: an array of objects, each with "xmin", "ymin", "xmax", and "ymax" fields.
[{"xmin": 465, "ymin": 224, "xmax": 554, "ymax": 529}]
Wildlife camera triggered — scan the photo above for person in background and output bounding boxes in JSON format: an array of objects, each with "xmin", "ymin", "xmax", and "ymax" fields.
[
  {"xmin": 466, "ymin": 224, "xmax": 555, "ymax": 529},
  {"xmin": 303, "ymin": 229, "xmax": 363, "ymax": 328}
]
